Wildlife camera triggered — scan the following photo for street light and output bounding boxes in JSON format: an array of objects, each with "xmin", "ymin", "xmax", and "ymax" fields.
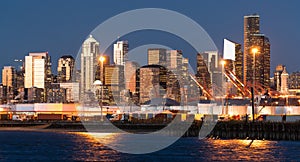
[
  {"xmin": 251, "ymin": 47, "xmax": 258, "ymax": 122},
  {"xmin": 251, "ymin": 47, "xmax": 258, "ymax": 88},
  {"xmin": 220, "ymin": 60, "xmax": 226, "ymax": 115},
  {"xmin": 98, "ymin": 55, "xmax": 105, "ymax": 121},
  {"xmin": 99, "ymin": 56, "xmax": 105, "ymax": 82},
  {"xmin": 93, "ymin": 80, "xmax": 103, "ymax": 121}
]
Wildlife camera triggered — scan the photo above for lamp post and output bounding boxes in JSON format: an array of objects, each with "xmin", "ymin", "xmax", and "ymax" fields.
[
  {"xmin": 99, "ymin": 56, "xmax": 105, "ymax": 82},
  {"xmin": 93, "ymin": 80, "xmax": 103, "ymax": 121},
  {"xmin": 220, "ymin": 60, "xmax": 226, "ymax": 115},
  {"xmin": 251, "ymin": 47, "xmax": 258, "ymax": 122},
  {"xmin": 99, "ymin": 56, "xmax": 105, "ymax": 121}
]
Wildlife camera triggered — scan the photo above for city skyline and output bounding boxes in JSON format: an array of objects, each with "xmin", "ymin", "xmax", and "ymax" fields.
[{"xmin": 1, "ymin": 1, "xmax": 300, "ymax": 78}]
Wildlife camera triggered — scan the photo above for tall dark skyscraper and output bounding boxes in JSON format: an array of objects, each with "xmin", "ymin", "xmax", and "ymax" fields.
[
  {"xmin": 196, "ymin": 53, "xmax": 211, "ymax": 91},
  {"xmin": 244, "ymin": 14, "xmax": 270, "ymax": 89},
  {"xmin": 57, "ymin": 55, "xmax": 75, "ymax": 83}
]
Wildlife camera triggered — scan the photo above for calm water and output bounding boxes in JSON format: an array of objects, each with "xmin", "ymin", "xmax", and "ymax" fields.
[{"xmin": 0, "ymin": 131, "xmax": 299, "ymax": 161}]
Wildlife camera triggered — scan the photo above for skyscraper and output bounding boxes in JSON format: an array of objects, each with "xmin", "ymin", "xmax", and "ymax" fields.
[
  {"xmin": 250, "ymin": 34, "xmax": 270, "ymax": 89},
  {"xmin": 244, "ymin": 14, "xmax": 260, "ymax": 85},
  {"xmin": 103, "ymin": 65, "xmax": 124, "ymax": 105},
  {"xmin": 2, "ymin": 66, "xmax": 16, "ymax": 88},
  {"xmin": 274, "ymin": 64, "xmax": 285, "ymax": 91},
  {"xmin": 166, "ymin": 50, "xmax": 183, "ymax": 102},
  {"xmin": 113, "ymin": 41, "xmax": 128, "ymax": 65},
  {"xmin": 95, "ymin": 54, "xmax": 110, "ymax": 81},
  {"xmin": 280, "ymin": 67, "xmax": 289, "ymax": 94},
  {"xmin": 243, "ymin": 14, "xmax": 270, "ymax": 89},
  {"xmin": 2, "ymin": 66, "xmax": 16, "ymax": 102},
  {"xmin": 148, "ymin": 48, "xmax": 167, "ymax": 66},
  {"xmin": 196, "ymin": 53, "xmax": 211, "ymax": 91},
  {"xmin": 197, "ymin": 51, "xmax": 221, "ymax": 90},
  {"xmin": 57, "ymin": 55, "xmax": 75, "ymax": 83},
  {"xmin": 80, "ymin": 35, "xmax": 99, "ymax": 100},
  {"xmin": 24, "ymin": 52, "xmax": 51, "ymax": 89},
  {"xmin": 125, "ymin": 61, "xmax": 139, "ymax": 93},
  {"xmin": 136, "ymin": 65, "xmax": 167, "ymax": 104}
]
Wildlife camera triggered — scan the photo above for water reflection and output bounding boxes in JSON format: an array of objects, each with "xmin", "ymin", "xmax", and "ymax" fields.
[
  {"xmin": 72, "ymin": 132, "xmax": 288, "ymax": 161},
  {"xmin": 203, "ymin": 139, "xmax": 277, "ymax": 161},
  {"xmin": 2, "ymin": 131, "xmax": 296, "ymax": 161},
  {"xmin": 68, "ymin": 132, "xmax": 121, "ymax": 161}
]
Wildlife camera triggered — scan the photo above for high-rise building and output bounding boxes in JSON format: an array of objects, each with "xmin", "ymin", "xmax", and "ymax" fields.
[
  {"xmin": 57, "ymin": 55, "xmax": 75, "ymax": 83},
  {"xmin": 244, "ymin": 14, "xmax": 260, "ymax": 85},
  {"xmin": 2, "ymin": 66, "xmax": 16, "ymax": 88},
  {"xmin": 243, "ymin": 14, "xmax": 271, "ymax": 89},
  {"xmin": 148, "ymin": 48, "xmax": 167, "ymax": 66},
  {"xmin": 250, "ymin": 34, "xmax": 270, "ymax": 89},
  {"xmin": 103, "ymin": 65, "xmax": 125, "ymax": 105},
  {"xmin": 125, "ymin": 61, "xmax": 139, "ymax": 93},
  {"xmin": 2, "ymin": 66, "xmax": 16, "ymax": 103},
  {"xmin": 273, "ymin": 64, "xmax": 285, "ymax": 91},
  {"xmin": 136, "ymin": 65, "xmax": 167, "ymax": 104},
  {"xmin": 280, "ymin": 67, "xmax": 289, "ymax": 94},
  {"xmin": 95, "ymin": 54, "xmax": 110, "ymax": 81},
  {"xmin": 197, "ymin": 51, "xmax": 221, "ymax": 90},
  {"xmin": 80, "ymin": 35, "xmax": 99, "ymax": 100},
  {"xmin": 166, "ymin": 50, "xmax": 183, "ymax": 69},
  {"xmin": 24, "ymin": 52, "xmax": 52, "ymax": 89},
  {"xmin": 166, "ymin": 50, "xmax": 183, "ymax": 102},
  {"xmin": 289, "ymin": 72, "xmax": 300, "ymax": 89},
  {"xmin": 113, "ymin": 41, "xmax": 128, "ymax": 65},
  {"xmin": 196, "ymin": 53, "xmax": 211, "ymax": 91}
]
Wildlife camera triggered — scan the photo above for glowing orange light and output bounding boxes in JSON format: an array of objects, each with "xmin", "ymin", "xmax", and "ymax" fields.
[
  {"xmin": 220, "ymin": 60, "xmax": 226, "ymax": 65},
  {"xmin": 251, "ymin": 48, "xmax": 258, "ymax": 54},
  {"xmin": 99, "ymin": 56, "xmax": 105, "ymax": 62}
]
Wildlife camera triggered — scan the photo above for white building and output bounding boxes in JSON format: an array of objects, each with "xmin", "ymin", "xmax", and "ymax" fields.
[
  {"xmin": 24, "ymin": 52, "xmax": 51, "ymax": 89},
  {"xmin": 281, "ymin": 67, "xmax": 289, "ymax": 94},
  {"xmin": 80, "ymin": 35, "xmax": 99, "ymax": 100},
  {"xmin": 113, "ymin": 41, "xmax": 128, "ymax": 65}
]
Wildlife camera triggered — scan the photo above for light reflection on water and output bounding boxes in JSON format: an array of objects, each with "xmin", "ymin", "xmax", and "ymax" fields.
[
  {"xmin": 0, "ymin": 131, "xmax": 299, "ymax": 161},
  {"xmin": 73, "ymin": 132, "xmax": 299, "ymax": 161}
]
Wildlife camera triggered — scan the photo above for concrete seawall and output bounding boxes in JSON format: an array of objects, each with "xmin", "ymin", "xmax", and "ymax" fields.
[{"xmin": 1, "ymin": 121, "xmax": 300, "ymax": 140}]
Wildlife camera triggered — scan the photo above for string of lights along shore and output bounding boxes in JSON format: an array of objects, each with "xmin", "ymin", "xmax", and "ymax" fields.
[{"xmin": 1, "ymin": 14, "xmax": 300, "ymax": 106}]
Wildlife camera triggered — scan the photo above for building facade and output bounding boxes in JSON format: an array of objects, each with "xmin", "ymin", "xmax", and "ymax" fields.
[
  {"xmin": 136, "ymin": 65, "xmax": 167, "ymax": 105},
  {"xmin": 2, "ymin": 66, "xmax": 16, "ymax": 103},
  {"xmin": 125, "ymin": 61, "xmax": 139, "ymax": 93},
  {"xmin": 243, "ymin": 14, "xmax": 270, "ymax": 89},
  {"xmin": 57, "ymin": 55, "xmax": 75, "ymax": 83},
  {"xmin": 24, "ymin": 52, "xmax": 51, "ymax": 89},
  {"xmin": 80, "ymin": 35, "xmax": 99, "ymax": 101},
  {"xmin": 103, "ymin": 65, "xmax": 125, "ymax": 105},
  {"xmin": 244, "ymin": 14, "xmax": 260, "ymax": 85},
  {"xmin": 273, "ymin": 64, "xmax": 285, "ymax": 91},
  {"xmin": 113, "ymin": 41, "xmax": 128, "ymax": 65},
  {"xmin": 148, "ymin": 48, "xmax": 167, "ymax": 66},
  {"xmin": 59, "ymin": 82, "xmax": 80, "ymax": 103}
]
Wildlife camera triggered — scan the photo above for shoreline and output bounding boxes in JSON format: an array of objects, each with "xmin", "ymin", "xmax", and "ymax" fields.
[{"xmin": 1, "ymin": 121, "xmax": 300, "ymax": 141}]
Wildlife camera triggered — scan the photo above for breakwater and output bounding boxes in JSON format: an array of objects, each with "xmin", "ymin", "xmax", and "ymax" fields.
[{"xmin": 1, "ymin": 121, "xmax": 300, "ymax": 140}]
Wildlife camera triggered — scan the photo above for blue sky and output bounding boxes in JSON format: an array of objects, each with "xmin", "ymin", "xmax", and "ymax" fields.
[{"xmin": 1, "ymin": 0, "xmax": 300, "ymax": 77}]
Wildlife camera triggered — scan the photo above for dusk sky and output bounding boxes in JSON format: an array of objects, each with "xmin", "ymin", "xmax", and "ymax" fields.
[{"xmin": 1, "ymin": 0, "xmax": 300, "ymax": 77}]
